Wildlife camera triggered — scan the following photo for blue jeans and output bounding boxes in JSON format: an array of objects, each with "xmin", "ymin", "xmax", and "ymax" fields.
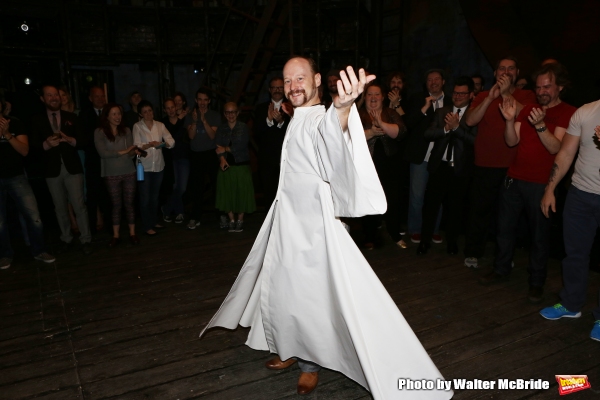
[
  {"xmin": 560, "ymin": 186, "xmax": 600, "ymax": 320},
  {"xmin": 0, "ymin": 175, "xmax": 46, "ymax": 258},
  {"xmin": 138, "ymin": 170, "xmax": 164, "ymax": 231},
  {"xmin": 494, "ymin": 177, "xmax": 551, "ymax": 287},
  {"xmin": 163, "ymin": 159, "xmax": 190, "ymax": 216},
  {"xmin": 408, "ymin": 162, "xmax": 441, "ymax": 235}
]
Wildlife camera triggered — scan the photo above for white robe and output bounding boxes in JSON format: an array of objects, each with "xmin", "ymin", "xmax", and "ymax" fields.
[{"xmin": 200, "ymin": 104, "xmax": 453, "ymax": 400}]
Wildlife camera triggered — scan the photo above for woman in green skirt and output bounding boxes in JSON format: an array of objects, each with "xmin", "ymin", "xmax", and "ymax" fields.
[{"xmin": 215, "ymin": 102, "xmax": 256, "ymax": 232}]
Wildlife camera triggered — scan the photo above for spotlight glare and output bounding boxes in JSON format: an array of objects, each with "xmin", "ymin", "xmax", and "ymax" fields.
[
  {"xmin": 194, "ymin": 69, "xmax": 198, "ymax": 74},
  {"xmin": 21, "ymin": 23, "xmax": 29, "ymax": 32},
  {"xmin": 24, "ymin": 78, "xmax": 31, "ymax": 85}
]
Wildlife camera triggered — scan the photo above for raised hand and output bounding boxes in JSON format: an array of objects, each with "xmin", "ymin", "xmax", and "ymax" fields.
[
  {"xmin": 281, "ymin": 102, "xmax": 293, "ymax": 117},
  {"xmin": 497, "ymin": 75, "xmax": 512, "ymax": 96},
  {"xmin": 0, "ymin": 116, "xmax": 9, "ymax": 136},
  {"xmin": 46, "ymin": 135, "xmax": 61, "ymax": 147},
  {"xmin": 528, "ymin": 107, "xmax": 546, "ymax": 126},
  {"xmin": 388, "ymin": 90, "xmax": 400, "ymax": 108},
  {"xmin": 273, "ymin": 108, "xmax": 283, "ymax": 124},
  {"xmin": 369, "ymin": 109, "xmax": 383, "ymax": 128},
  {"xmin": 595, "ymin": 125, "xmax": 600, "ymax": 140},
  {"xmin": 444, "ymin": 112, "xmax": 460, "ymax": 131},
  {"xmin": 200, "ymin": 108, "xmax": 207, "ymax": 123},
  {"xmin": 499, "ymin": 96, "xmax": 517, "ymax": 121},
  {"xmin": 334, "ymin": 66, "xmax": 376, "ymax": 109},
  {"xmin": 267, "ymin": 102, "xmax": 275, "ymax": 121},
  {"xmin": 488, "ymin": 83, "xmax": 501, "ymax": 100},
  {"xmin": 191, "ymin": 109, "xmax": 198, "ymax": 122}
]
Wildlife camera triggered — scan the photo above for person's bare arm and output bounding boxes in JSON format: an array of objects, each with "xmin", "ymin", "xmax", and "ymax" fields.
[
  {"xmin": 528, "ymin": 107, "xmax": 564, "ymax": 154},
  {"xmin": 0, "ymin": 118, "xmax": 29, "ymax": 156},
  {"xmin": 540, "ymin": 133, "xmax": 580, "ymax": 217},
  {"xmin": 465, "ymin": 84, "xmax": 499, "ymax": 126}
]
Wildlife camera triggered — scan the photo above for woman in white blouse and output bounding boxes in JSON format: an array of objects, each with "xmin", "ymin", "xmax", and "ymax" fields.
[{"xmin": 133, "ymin": 100, "xmax": 175, "ymax": 235}]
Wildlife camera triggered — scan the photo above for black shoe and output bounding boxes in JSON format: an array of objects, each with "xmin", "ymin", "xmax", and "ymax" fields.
[
  {"xmin": 478, "ymin": 270, "xmax": 508, "ymax": 285},
  {"xmin": 81, "ymin": 243, "xmax": 93, "ymax": 255},
  {"xmin": 56, "ymin": 241, "xmax": 74, "ymax": 254},
  {"xmin": 447, "ymin": 242, "xmax": 458, "ymax": 255},
  {"xmin": 528, "ymin": 285, "xmax": 544, "ymax": 304},
  {"xmin": 416, "ymin": 242, "xmax": 430, "ymax": 255}
]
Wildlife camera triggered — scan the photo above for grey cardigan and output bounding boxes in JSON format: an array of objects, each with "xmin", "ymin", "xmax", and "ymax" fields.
[{"xmin": 94, "ymin": 128, "xmax": 136, "ymax": 177}]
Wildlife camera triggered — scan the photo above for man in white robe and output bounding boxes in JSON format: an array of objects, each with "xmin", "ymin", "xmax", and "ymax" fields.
[{"xmin": 201, "ymin": 57, "xmax": 453, "ymax": 399}]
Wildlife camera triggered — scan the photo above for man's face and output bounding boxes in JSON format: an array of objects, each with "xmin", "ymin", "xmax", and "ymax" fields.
[
  {"xmin": 327, "ymin": 75, "xmax": 339, "ymax": 95},
  {"xmin": 426, "ymin": 72, "xmax": 444, "ymax": 96},
  {"xmin": 494, "ymin": 59, "xmax": 518, "ymax": 85},
  {"xmin": 283, "ymin": 58, "xmax": 321, "ymax": 108},
  {"xmin": 269, "ymin": 79, "xmax": 285, "ymax": 102},
  {"xmin": 41, "ymin": 86, "xmax": 61, "ymax": 111},
  {"xmin": 452, "ymin": 85, "xmax": 473, "ymax": 109},
  {"xmin": 164, "ymin": 100, "xmax": 177, "ymax": 118},
  {"xmin": 472, "ymin": 77, "xmax": 483, "ymax": 95},
  {"xmin": 131, "ymin": 93, "xmax": 142, "ymax": 107},
  {"xmin": 389, "ymin": 76, "xmax": 404, "ymax": 94},
  {"xmin": 89, "ymin": 88, "xmax": 106, "ymax": 109},
  {"xmin": 195, "ymin": 94, "xmax": 210, "ymax": 111},
  {"xmin": 535, "ymin": 73, "xmax": 562, "ymax": 106},
  {"xmin": 224, "ymin": 105, "xmax": 239, "ymax": 124}
]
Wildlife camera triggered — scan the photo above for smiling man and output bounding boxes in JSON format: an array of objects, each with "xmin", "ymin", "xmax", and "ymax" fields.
[
  {"xmin": 478, "ymin": 63, "xmax": 576, "ymax": 303},
  {"xmin": 200, "ymin": 57, "xmax": 452, "ymax": 399},
  {"xmin": 462, "ymin": 56, "xmax": 537, "ymax": 269},
  {"xmin": 254, "ymin": 77, "xmax": 290, "ymax": 207}
]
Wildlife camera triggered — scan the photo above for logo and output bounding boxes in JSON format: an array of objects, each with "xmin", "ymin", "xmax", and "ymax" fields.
[{"xmin": 555, "ymin": 375, "xmax": 591, "ymax": 395}]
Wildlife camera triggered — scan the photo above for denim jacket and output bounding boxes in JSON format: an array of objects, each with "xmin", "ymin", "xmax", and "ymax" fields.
[{"xmin": 215, "ymin": 121, "xmax": 250, "ymax": 164}]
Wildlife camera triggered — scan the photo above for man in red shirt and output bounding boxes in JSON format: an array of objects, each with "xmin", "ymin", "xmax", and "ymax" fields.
[
  {"xmin": 478, "ymin": 63, "xmax": 576, "ymax": 303},
  {"xmin": 463, "ymin": 56, "xmax": 537, "ymax": 269}
]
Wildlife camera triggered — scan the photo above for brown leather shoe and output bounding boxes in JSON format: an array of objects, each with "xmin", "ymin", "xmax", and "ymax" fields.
[
  {"xmin": 265, "ymin": 355, "xmax": 297, "ymax": 370},
  {"xmin": 297, "ymin": 372, "xmax": 319, "ymax": 395}
]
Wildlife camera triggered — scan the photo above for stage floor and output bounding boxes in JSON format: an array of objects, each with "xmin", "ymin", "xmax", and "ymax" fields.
[{"xmin": 1, "ymin": 212, "xmax": 599, "ymax": 399}]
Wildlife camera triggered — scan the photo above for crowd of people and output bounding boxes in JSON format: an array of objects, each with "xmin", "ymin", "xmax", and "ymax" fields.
[{"xmin": 0, "ymin": 55, "xmax": 599, "ymax": 344}]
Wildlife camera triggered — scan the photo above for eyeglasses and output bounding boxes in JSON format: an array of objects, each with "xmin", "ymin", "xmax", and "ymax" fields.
[
  {"xmin": 224, "ymin": 111, "xmax": 238, "ymax": 115},
  {"xmin": 270, "ymin": 86, "xmax": 284, "ymax": 91},
  {"xmin": 452, "ymin": 91, "xmax": 470, "ymax": 97}
]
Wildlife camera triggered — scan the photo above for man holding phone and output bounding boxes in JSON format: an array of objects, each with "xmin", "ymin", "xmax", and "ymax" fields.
[{"xmin": 30, "ymin": 85, "xmax": 93, "ymax": 255}]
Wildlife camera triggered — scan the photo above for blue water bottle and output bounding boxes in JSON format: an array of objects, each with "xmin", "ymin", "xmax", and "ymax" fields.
[{"xmin": 136, "ymin": 155, "xmax": 144, "ymax": 181}]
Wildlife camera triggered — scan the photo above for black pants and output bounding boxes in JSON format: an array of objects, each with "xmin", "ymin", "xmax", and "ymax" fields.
[
  {"xmin": 493, "ymin": 177, "xmax": 552, "ymax": 286},
  {"xmin": 421, "ymin": 162, "xmax": 470, "ymax": 246},
  {"xmin": 464, "ymin": 166, "xmax": 507, "ymax": 258},
  {"xmin": 189, "ymin": 149, "xmax": 218, "ymax": 220}
]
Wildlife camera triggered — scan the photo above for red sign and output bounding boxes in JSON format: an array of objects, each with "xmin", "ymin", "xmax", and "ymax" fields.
[{"xmin": 555, "ymin": 375, "xmax": 591, "ymax": 395}]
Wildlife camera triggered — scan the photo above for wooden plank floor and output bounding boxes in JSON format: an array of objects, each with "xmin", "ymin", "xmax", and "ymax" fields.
[{"xmin": 1, "ymin": 212, "xmax": 600, "ymax": 399}]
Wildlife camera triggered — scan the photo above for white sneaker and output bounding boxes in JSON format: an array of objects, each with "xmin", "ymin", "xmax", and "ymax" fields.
[
  {"xmin": 34, "ymin": 252, "xmax": 56, "ymax": 263},
  {"xmin": 464, "ymin": 257, "xmax": 478, "ymax": 268},
  {"xmin": 0, "ymin": 257, "xmax": 12, "ymax": 270},
  {"xmin": 187, "ymin": 219, "xmax": 200, "ymax": 230},
  {"xmin": 174, "ymin": 214, "xmax": 184, "ymax": 224}
]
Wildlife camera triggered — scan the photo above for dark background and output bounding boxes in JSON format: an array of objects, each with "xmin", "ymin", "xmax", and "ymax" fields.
[{"xmin": 1, "ymin": 0, "xmax": 599, "ymax": 121}]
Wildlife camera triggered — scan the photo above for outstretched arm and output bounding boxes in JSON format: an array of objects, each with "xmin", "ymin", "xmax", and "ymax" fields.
[{"xmin": 333, "ymin": 67, "xmax": 376, "ymax": 131}]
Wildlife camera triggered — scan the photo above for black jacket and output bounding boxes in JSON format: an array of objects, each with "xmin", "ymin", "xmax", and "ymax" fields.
[
  {"xmin": 253, "ymin": 101, "xmax": 290, "ymax": 163},
  {"xmin": 402, "ymin": 91, "xmax": 439, "ymax": 164},
  {"xmin": 424, "ymin": 105, "xmax": 477, "ymax": 177},
  {"xmin": 30, "ymin": 110, "xmax": 85, "ymax": 178}
]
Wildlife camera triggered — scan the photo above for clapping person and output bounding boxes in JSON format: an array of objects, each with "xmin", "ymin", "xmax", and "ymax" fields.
[
  {"xmin": 161, "ymin": 98, "xmax": 190, "ymax": 224},
  {"xmin": 133, "ymin": 101, "xmax": 175, "ymax": 236},
  {"xmin": 215, "ymin": 102, "xmax": 255, "ymax": 232},
  {"xmin": 359, "ymin": 83, "xmax": 407, "ymax": 249},
  {"xmin": 95, "ymin": 103, "xmax": 143, "ymax": 247}
]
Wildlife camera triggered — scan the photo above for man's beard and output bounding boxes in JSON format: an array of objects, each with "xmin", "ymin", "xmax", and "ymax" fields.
[
  {"xmin": 537, "ymin": 94, "xmax": 552, "ymax": 106},
  {"xmin": 287, "ymin": 88, "xmax": 315, "ymax": 107}
]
